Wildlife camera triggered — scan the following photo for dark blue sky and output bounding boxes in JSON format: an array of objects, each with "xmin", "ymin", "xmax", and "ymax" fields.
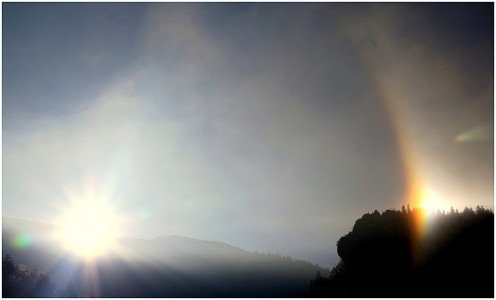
[{"xmin": 3, "ymin": 3, "xmax": 147, "ymax": 125}]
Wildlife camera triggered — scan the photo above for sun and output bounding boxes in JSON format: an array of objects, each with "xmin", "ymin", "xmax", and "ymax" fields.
[
  {"xmin": 54, "ymin": 199, "xmax": 121, "ymax": 259},
  {"xmin": 420, "ymin": 190, "xmax": 440, "ymax": 213}
]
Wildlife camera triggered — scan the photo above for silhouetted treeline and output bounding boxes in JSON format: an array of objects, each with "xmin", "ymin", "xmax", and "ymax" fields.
[
  {"xmin": 3, "ymin": 254, "xmax": 77, "ymax": 298},
  {"xmin": 309, "ymin": 205, "xmax": 494, "ymax": 297}
]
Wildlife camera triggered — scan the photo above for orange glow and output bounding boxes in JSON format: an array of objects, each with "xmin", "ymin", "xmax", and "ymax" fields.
[{"xmin": 374, "ymin": 76, "xmax": 436, "ymax": 265}]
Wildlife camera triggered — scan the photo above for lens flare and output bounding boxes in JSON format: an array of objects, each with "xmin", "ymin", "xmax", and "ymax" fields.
[
  {"xmin": 138, "ymin": 207, "xmax": 153, "ymax": 220},
  {"xmin": 455, "ymin": 121, "xmax": 493, "ymax": 142},
  {"xmin": 12, "ymin": 233, "xmax": 33, "ymax": 249}
]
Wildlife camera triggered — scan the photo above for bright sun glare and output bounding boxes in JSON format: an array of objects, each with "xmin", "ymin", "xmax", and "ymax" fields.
[
  {"xmin": 54, "ymin": 199, "xmax": 121, "ymax": 259},
  {"xmin": 418, "ymin": 187, "xmax": 449, "ymax": 217}
]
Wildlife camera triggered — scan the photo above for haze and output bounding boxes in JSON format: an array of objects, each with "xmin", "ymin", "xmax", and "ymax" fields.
[{"xmin": 3, "ymin": 3, "xmax": 493, "ymax": 268}]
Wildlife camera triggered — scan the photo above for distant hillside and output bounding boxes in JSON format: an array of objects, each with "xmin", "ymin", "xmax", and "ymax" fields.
[
  {"xmin": 118, "ymin": 234, "xmax": 250, "ymax": 261},
  {"xmin": 3, "ymin": 217, "xmax": 328, "ymax": 297}
]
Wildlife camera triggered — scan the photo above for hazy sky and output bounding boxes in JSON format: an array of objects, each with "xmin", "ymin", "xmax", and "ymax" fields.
[{"xmin": 3, "ymin": 3, "xmax": 493, "ymax": 267}]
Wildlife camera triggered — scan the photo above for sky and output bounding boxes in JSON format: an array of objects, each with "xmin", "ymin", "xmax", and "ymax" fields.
[{"xmin": 3, "ymin": 3, "xmax": 493, "ymax": 268}]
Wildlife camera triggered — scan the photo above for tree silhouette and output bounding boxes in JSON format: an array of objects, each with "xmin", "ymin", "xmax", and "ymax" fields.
[
  {"xmin": 2, "ymin": 254, "xmax": 74, "ymax": 298},
  {"xmin": 310, "ymin": 205, "xmax": 494, "ymax": 297}
]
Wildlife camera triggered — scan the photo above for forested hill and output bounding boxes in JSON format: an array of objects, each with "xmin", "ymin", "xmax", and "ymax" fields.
[
  {"xmin": 309, "ymin": 206, "xmax": 494, "ymax": 297},
  {"xmin": 3, "ymin": 217, "xmax": 328, "ymax": 297}
]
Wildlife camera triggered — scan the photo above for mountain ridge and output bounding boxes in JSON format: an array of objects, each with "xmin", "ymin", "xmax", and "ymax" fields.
[
  {"xmin": 3, "ymin": 217, "xmax": 257, "ymax": 257},
  {"xmin": 3, "ymin": 216, "xmax": 328, "ymax": 297}
]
